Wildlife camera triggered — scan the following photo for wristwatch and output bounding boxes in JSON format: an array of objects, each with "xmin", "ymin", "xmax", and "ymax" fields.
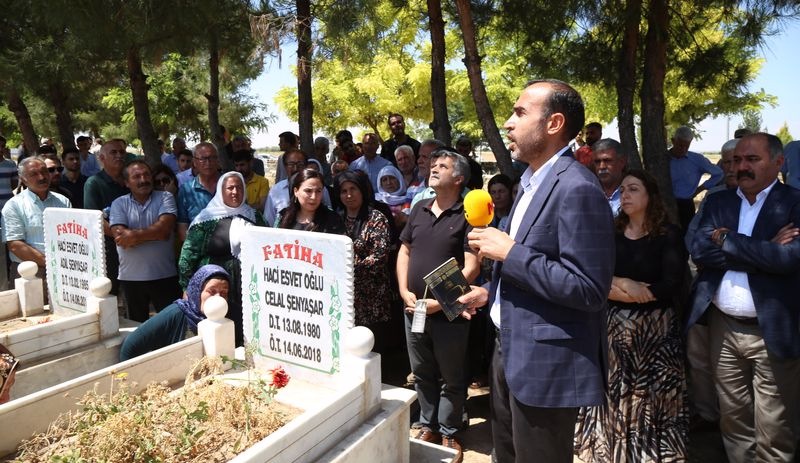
[{"xmin": 718, "ymin": 231, "xmax": 728, "ymax": 246}]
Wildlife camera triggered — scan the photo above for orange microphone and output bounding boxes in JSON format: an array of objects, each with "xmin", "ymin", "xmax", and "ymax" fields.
[{"xmin": 464, "ymin": 189, "xmax": 495, "ymax": 227}]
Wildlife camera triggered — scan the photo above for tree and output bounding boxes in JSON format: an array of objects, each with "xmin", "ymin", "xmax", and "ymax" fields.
[
  {"xmin": 639, "ymin": 0, "xmax": 675, "ymax": 220},
  {"xmin": 615, "ymin": 0, "xmax": 643, "ymax": 168},
  {"xmin": 776, "ymin": 122, "xmax": 793, "ymax": 145},
  {"xmin": 428, "ymin": 0, "xmax": 451, "ymax": 145},
  {"xmin": 274, "ymin": 0, "xmax": 436, "ymax": 140},
  {"xmin": 454, "ymin": 0, "xmax": 512, "ymax": 176},
  {"xmin": 193, "ymin": 0, "xmax": 265, "ymax": 169},
  {"xmin": 739, "ymin": 108, "xmax": 763, "ymax": 133},
  {"xmin": 4, "ymin": 88, "xmax": 39, "ymax": 155},
  {"xmin": 101, "ymin": 53, "xmax": 270, "ymax": 142},
  {"xmin": 296, "ymin": 0, "xmax": 314, "ymax": 154},
  {"xmin": 63, "ymin": 0, "xmax": 197, "ymax": 165}
]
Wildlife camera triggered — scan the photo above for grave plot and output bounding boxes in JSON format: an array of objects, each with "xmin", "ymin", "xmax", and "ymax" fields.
[{"xmin": 0, "ymin": 227, "xmax": 422, "ymax": 463}]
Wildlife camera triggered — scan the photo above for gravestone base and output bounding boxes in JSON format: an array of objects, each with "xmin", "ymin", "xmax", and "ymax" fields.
[{"xmin": 10, "ymin": 317, "xmax": 137, "ymax": 399}]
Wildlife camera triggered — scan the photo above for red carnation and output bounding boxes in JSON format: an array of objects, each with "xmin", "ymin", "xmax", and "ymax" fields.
[{"xmin": 269, "ymin": 366, "xmax": 290, "ymax": 389}]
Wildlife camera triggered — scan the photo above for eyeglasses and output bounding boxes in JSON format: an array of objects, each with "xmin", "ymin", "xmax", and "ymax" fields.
[
  {"xmin": 47, "ymin": 166, "xmax": 64, "ymax": 173},
  {"xmin": 194, "ymin": 156, "xmax": 218, "ymax": 164},
  {"xmin": 286, "ymin": 161, "xmax": 306, "ymax": 168},
  {"xmin": 154, "ymin": 177, "xmax": 172, "ymax": 186}
]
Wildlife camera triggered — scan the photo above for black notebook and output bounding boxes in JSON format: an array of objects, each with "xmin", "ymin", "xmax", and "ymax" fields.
[{"xmin": 423, "ymin": 257, "xmax": 470, "ymax": 322}]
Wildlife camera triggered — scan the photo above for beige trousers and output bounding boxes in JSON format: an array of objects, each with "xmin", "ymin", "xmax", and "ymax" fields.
[{"xmin": 709, "ymin": 308, "xmax": 800, "ymax": 462}]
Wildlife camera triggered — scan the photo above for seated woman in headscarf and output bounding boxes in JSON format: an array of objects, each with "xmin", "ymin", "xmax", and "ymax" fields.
[
  {"xmin": 179, "ymin": 172, "xmax": 265, "ymax": 346},
  {"xmin": 119, "ymin": 265, "xmax": 230, "ymax": 361},
  {"xmin": 374, "ymin": 165, "xmax": 408, "ymax": 232},
  {"xmin": 0, "ymin": 344, "xmax": 20, "ymax": 404},
  {"xmin": 277, "ymin": 169, "xmax": 345, "ymax": 235}
]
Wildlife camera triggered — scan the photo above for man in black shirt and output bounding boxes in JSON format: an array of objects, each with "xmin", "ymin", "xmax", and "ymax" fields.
[
  {"xmin": 60, "ymin": 148, "xmax": 87, "ymax": 209},
  {"xmin": 381, "ymin": 113, "xmax": 421, "ymax": 166},
  {"xmin": 397, "ymin": 148, "xmax": 479, "ymax": 462}
]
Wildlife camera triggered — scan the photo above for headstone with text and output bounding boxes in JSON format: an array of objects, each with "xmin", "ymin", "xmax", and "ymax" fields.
[
  {"xmin": 241, "ymin": 227, "xmax": 354, "ymax": 381},
  {"xmin": 43, "ymin": 209, "xmax": 105, "ymax": 312}
]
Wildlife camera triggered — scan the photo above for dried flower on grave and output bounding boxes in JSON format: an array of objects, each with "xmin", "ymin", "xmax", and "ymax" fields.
[{"xmin": 269, "ymin": 366, "xmax": 290, "ymax": 389}]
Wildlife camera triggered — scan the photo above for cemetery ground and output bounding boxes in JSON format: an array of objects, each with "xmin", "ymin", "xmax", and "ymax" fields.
[{"xmin": 381, "ymin": 347, "xmax": 728, "ymax": 463}]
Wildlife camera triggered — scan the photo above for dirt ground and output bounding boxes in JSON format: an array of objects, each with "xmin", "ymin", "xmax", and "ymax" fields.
[
  {"xmin": 381, "ymin": 349, "xmax": 729, "ymax": 463},
  {"xmin": 0, "ymin": 314, "xmax": 57, "ymax": 333}
]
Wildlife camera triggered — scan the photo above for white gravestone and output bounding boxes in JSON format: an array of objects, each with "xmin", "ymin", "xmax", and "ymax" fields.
[
  {"xmin": 241, "ymin": 228, "xmax": 354, "ymax": 381},
  {"xmin": 43, "ymin": 209, "xmax": 106, "ymax": 312}
]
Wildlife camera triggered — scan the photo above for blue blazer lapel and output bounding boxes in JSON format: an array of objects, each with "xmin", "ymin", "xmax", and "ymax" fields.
[
  {"xmin": 719, "ymin": 189, "xmax": 741, "ymax": 232},
  {"xmin": 751, "ymin": 183, "xmax": 786, "ymax": 239}
]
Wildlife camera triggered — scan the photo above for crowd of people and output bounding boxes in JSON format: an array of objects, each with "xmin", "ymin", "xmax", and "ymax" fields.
[{"xmin": 0, "ymin": 78, "xmax": 799, "ymax": 463}]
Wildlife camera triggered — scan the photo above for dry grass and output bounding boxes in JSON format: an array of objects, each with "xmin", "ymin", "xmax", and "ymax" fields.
[{"xmin": 11, "ymin": 357, "xmax": 299, "ymax": 462}]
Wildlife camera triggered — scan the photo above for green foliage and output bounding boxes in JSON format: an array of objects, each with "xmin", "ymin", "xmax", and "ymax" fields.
[
  {"xmin": 521, "ymin": 1, "xmax": 778, "ymax": 127},
  {"xmin": 776, "ymin": 122, "xmax": 793, "ymax": 145},
  {"xmin": 739, "ymin": 108, "xmax": 763, "ymax": 133},
  {"xmin": 0, "ymin": 107, "xmax": 23, "ymax": 146},
  {"xmin": 275, "ymin": 3, "xmax": 436, "ymax": 141},
  {"xmin": 0, "ymin": 0, "xmax": 270, "ymax": 149},
  {"xmin": 27, "ymin": 49, "xmax": 271, "ymax": 145}
]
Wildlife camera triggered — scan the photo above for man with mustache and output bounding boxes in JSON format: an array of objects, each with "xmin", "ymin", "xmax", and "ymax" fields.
[
  {"xmin": 1, "ymin": 157, "xmax": 71, "ymax": 300},
  {"xmin": 109, "ymin": 161, "xmax": 180, "ymax": 322},
  {"xmin": 591, "ymin": 138, "xmax": 628, "ymax": 216},
  {"xmin": 687, "ymin": 132, "xmax": 800, "ymax": 462}
]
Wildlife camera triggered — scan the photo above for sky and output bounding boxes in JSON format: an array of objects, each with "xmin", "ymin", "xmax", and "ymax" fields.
[{"xmin": 247, "ymin": 19, "xmax": 800, "ymax": 153}]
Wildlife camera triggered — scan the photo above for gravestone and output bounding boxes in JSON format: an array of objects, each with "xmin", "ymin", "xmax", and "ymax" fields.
[
  {"xmin": 43, "ymin": 209, "xmax": 105, "ymax": 313},
  {"xmin": 240, "ymin": 227, "xmax": 354, "ymax": 381}
]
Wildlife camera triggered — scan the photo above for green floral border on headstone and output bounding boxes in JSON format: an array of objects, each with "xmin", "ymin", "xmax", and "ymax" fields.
[
  {"xmin": 328, "ymin": 278, "xmax": 342, "ymax": 374},
  {"xmin": 248, "ymin": 265, "xmax": 265, "ymax": 356}
]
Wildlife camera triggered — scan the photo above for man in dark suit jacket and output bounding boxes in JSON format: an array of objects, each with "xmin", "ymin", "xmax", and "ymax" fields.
[
  {"xmin": 459, "ymin": 79, "xmax": 615, "ymax": 462},
  {"xmin": 687, "ymin": 132, "xmax": 800, "ymax": 462}
]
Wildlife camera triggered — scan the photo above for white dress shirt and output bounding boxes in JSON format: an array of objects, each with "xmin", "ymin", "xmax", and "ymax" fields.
[
  {"xmin": 713, "ymin": 180, "xmax": 777, "ymax": 318},
  {"xmin": 490, "ymin": 147, "xmax": 568, "ymax": 328}
]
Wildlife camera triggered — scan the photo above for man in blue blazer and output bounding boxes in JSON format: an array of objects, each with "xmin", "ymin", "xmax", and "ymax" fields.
[
  {"xmin": 687, "ymin": 132, "xmax": 800, "ymax": 462},
  {"xmin": 460, "ymin": 79, "xmax": 615, "ymax": 462}
]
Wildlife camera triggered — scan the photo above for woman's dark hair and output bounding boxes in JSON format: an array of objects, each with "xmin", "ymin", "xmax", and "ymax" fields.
[
  {"xmin": 488, "ymin": 174, "xmax": 513, "ymax": 194},
  {"xmin": 334, "ymin": 170, "xmax": 371, "ymax": 238},
  {"xmin": 151, "ymin": 164, "xmax": 177, "ymax": 188},
  {"xmin": 279, "ymin": 169, "xmax": 328, "ymax": 231},
  {"xmin": 615, "ymin": 169, "xmax": 669, "ymax": 236}
]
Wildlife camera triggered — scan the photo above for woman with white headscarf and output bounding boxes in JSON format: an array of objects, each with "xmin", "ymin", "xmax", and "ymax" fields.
[
  {"xmin": 374, "ymin": 165, "xmax": 408, "ymax": 232},
  {"xmin": 178, "ymin": 171, "xmax": 266, "ymax": 346}
]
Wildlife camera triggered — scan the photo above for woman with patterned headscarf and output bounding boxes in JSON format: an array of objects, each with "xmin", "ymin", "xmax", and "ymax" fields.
[
  {"xmin": 120, "ymin": 265, "xmax": 231, "ymax": 361},
  {"xmin": 179, "ymin": 171, "xmax": 266, "ymax": 346}
]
